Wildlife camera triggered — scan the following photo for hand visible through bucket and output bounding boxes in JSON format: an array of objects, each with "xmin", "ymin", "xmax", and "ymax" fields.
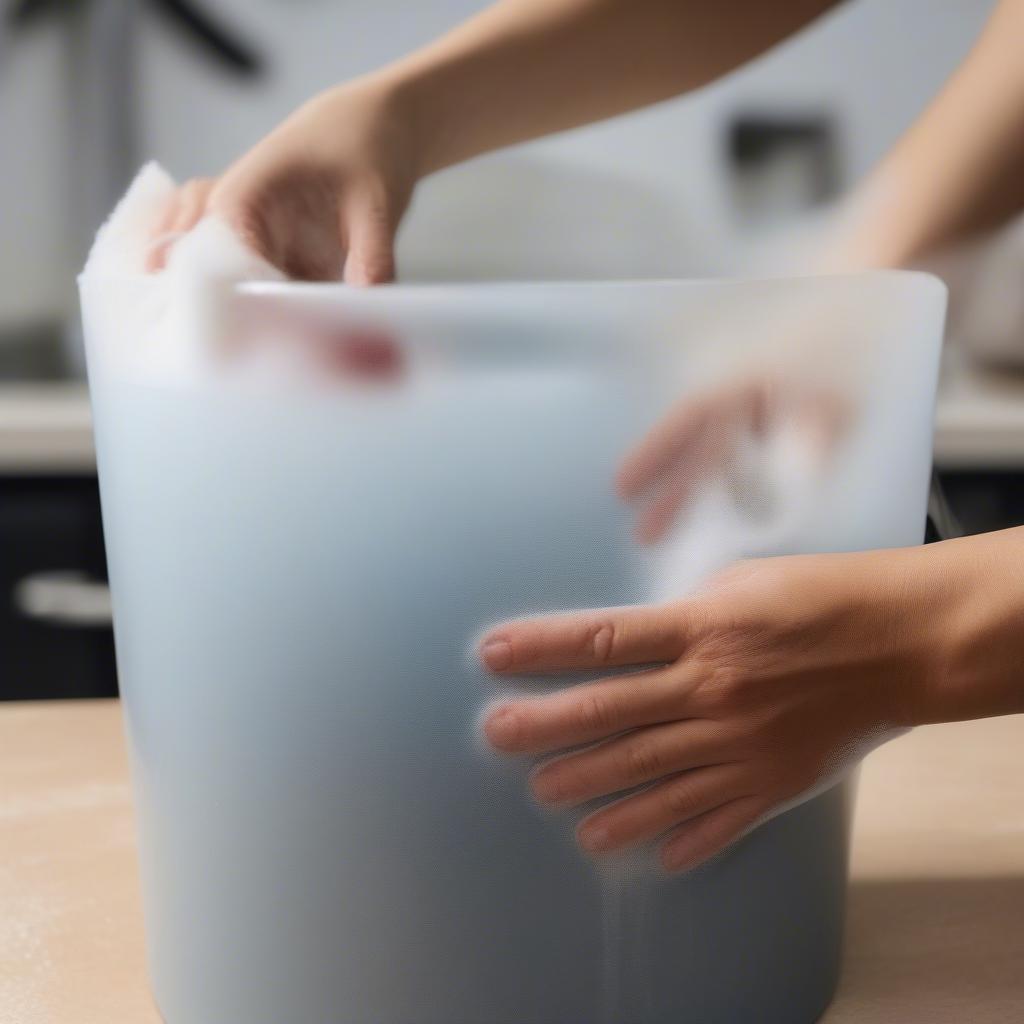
[
  {"xmin": 479, "ymin": 546, "xmax": 961, "ymax": 872},
  {"xmin": 617, "ymin": 375, "xmax": 849, "ymax": 544}
]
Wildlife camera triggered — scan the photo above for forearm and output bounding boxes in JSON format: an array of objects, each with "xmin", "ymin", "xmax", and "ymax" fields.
[
  {"xmin": 825, "ymin": 0, "xmax": 1024, "ymax": 270},
  {"xmin": 369, "ymin": 0, "xmax": 837, "ymax": 176}
]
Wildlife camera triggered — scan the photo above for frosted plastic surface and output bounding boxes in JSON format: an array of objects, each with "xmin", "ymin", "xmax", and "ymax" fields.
[{"xmin": 81, "ymin": 274, "xmax": 945, "ymax": 1023}]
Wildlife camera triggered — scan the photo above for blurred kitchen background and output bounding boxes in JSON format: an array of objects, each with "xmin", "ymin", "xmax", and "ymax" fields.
[{"xmin": 2, "ymin": 0, "xmax": 1022, "ymax": 701}]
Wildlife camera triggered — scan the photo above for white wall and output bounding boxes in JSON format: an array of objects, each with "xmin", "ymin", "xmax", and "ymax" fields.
[
  {"xmin": 0, "ymin": 23, "xmax": 70, "ymax": 325},
  {"xmin": 0, "ymin": 0, "xmax": 996, "ymax": 321}
]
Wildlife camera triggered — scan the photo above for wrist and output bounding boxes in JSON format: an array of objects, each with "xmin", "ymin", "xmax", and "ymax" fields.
[
  {"xmin": 814, "ymin": 172, "xmax": 924, "ymax": 274},
  {"xmin": 903, "ymin": 530, "xmax": 1024, "ymax": 726},
  {"xmin": 363, "ymin": 67, "xmax": 434, "ymax": 181},
  {"xmin": 356, "ymin": 53, "xmax": 467, "ymax": 181},
  {"xmin": 846, "ymin": 543, "xmax": 976, "ymax": 730},
  {"xmin": 932, "ymin": 529, "xmax": 1024, "ymax": 723},
  {"xmin": 306, "ymin": 71, "xmax": 429, "ymax": 191}
]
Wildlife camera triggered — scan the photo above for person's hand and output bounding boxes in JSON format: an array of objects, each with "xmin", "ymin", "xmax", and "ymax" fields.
[
  {"xmin": 479, "ymin": 544, "xmax": 963, "ymax": 872},
  {"xmin": 146, "ymin": 76, "xmax": 419, "ymax": 282},
  {"xmin": 617, "ymin": 374, "xmax": 849, "ymax": 544}
]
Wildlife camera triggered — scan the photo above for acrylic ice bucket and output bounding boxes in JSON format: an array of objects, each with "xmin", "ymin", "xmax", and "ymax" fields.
[{"xmin": 80, "ymin": 273, "xmax": 945, "ymax": 1023}]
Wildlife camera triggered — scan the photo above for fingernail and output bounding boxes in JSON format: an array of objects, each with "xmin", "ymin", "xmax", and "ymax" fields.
[
  {"xmin": 483, "ymin": 706, "xmax": 519, "ymax": 750},
  {"xmin": 480, "ymin": 638, "xmax": 513, "ymax": 672},
  {"xmin": 578, "ymin": 824, "xmax": 612, "ymax": 853}
]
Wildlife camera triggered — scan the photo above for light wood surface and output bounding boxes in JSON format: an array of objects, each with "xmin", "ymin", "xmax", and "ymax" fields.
[{"xmin": 1, "ymin": 700, "xmax": 1022, "ymax": 1023}]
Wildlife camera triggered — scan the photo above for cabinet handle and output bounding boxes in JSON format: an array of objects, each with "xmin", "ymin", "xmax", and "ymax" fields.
[{"xmin": 13, "ymin": 571, "xmax": 113, "ymax": 628}]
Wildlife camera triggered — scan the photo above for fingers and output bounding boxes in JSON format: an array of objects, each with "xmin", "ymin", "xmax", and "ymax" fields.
[
  {"xmin": 658, "ymin": 795, "xmax": 763, "ymax": 872},
  {"xmin": 273, "ymin": 205, "xmax": 345, "ymax": 282},
  {"xmin": 576, "ymin": 762, "xmax": 748, "ymax": 854},
  {"xmin": 616, "ymin": 382, "xmax": 771, "ymax": 544},
  {"xmin": 480, "ymin": 604, "xmax": 689, "ymax": 676},
  {"xmin": 484, "ymin": 666, "xmax": 692, "ymax": 755},
  {"xmin": 633, "ymin": 469, "xmax": 695, "ymax": 545},
  {"xmin": 343, "ymin": 189, "xmax": 396, "ymax": 286},
  {"xmin": 616, "ymin": 391, "xmax": 727, "ymax": 501},
  {"xmin": 145, "ymin": 173, "xmax": 399, "ymax": 285},
  {"xmin": 145, "ymin": 177, "xmax": 215, "ymax": 272},
  {"xmin": 175, "ymin": 177, "xmax": 215, "ymax": 233},
  {"xmin": 211, "ymin": 170, "xmax": 342, "ymax": 281},
  {"xmin": 529, "ymin": 718, "xmax": 730, "ymax": 807}
]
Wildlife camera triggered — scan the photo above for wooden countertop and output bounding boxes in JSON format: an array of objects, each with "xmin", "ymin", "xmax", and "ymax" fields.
[{"xmin": 1, "ymin": 700, "xmax": 1022, "ymax": 1023}]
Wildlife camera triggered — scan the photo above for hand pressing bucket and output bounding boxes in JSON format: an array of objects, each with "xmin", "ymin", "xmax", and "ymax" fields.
[{"xmin": 81, "ymin": 249, "xmax": 944, "ymax": 1021}]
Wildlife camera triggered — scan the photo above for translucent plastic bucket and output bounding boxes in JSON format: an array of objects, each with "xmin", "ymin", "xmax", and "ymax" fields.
[{"xmin": 81, "ymin": 274, "xmax": 945, "ymax": 1024}]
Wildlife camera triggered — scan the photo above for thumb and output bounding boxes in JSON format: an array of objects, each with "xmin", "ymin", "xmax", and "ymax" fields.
[{"xmin": 342, "ymin": 190, "xmax": 397, "ymax": 286}]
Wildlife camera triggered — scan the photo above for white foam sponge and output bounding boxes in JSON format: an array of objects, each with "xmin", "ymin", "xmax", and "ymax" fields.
[
  {"xmin": 80, "ymin": 163, "xmax": 285, "ymax": 380},
  {"xmin": 82, "ymin": 161, "xmax": 283, "ymax": 283}
]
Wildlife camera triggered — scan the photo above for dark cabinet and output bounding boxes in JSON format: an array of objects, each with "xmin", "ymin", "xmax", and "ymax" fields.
[
  {"xmin": 936, "ymin": 470, "xmax": 1024, "ymax": 537},
  {"xmin": 1, "ymin": 476, "xmax": 117, "ymax": 700}
]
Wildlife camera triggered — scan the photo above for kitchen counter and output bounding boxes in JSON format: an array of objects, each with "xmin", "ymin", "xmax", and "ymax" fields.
[
  {"xmin": 935, "ymin": 353, "xmax": 1024, "ymax": 469},
  {"xmin": 1, "ymin": 700, "xmax": 1021, "ymax": 1023},
  {"xmin": 2, "ymin": 351, "xmax": 1024, "ymax": 472},
  {"xmin": 0, "ymin": 383, "xmax": 95, "ymax": 474}
]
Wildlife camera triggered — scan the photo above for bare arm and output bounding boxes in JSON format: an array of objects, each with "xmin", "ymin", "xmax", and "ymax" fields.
[
  {"xmin": 153, "ymin": 0, "xmax": 840, "ymax": 279},
  {"xmin": 827, "ymin": 0, "xmax": 1024, "ymax": 270},
  {"xmin": 389, "ymin": 0, "xmax": 840, "ymax": 175}
]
